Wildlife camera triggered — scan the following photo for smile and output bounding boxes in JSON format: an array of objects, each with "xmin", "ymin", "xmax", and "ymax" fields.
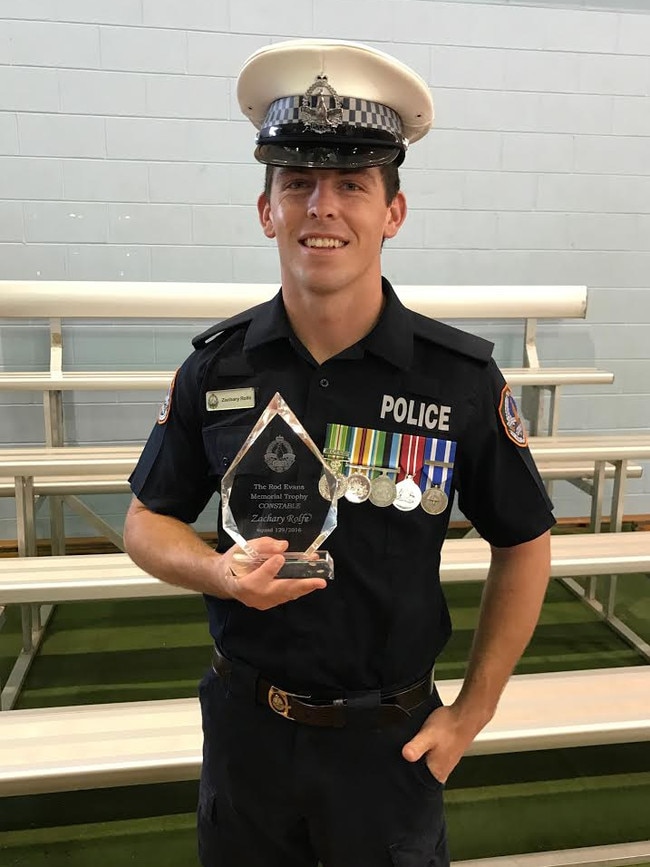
[{"xmin": 301, "ymin": 237, "xmax": 348, "ymax": 249}]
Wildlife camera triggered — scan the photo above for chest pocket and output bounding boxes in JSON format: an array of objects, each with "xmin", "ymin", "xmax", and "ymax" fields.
[{"xmin": 203, "ymin": 424, "xmax": 251, "ymax": 478}]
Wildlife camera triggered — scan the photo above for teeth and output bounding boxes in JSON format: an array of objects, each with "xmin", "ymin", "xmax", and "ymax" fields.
[{"xmin": 304, "ymin": 237, "xmax": 346, "ymax": 248}]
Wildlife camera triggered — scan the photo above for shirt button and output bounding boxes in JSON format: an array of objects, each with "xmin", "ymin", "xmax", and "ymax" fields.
[
  {"xmin": 221, "ymin": 456, "xmax": 230, "ymax": 468},
  {"xmin": 319, "ymin": 378, "xmax": 329, "ymax": 388}
]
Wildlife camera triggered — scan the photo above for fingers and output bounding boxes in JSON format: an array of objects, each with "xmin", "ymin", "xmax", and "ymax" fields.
[
  {"xmin": 402, "ymin": 732, "xmax": 428, "ymax": 763},
  {"xmin": 246, "ymin": 537, "xmax": 289, "ymax": 556},
  {"xmin": 227, "ymin": 542, "xmax": 328, "ymax": 610},
  {"xmin": 284, "ymin": 577, "xmax": 329, "ymax": 599}
]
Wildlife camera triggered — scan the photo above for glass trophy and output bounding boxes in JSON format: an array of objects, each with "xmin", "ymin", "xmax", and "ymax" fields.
[{"xmin": 221, "ymin": 392, "xmax": 337, "ymax": 580}]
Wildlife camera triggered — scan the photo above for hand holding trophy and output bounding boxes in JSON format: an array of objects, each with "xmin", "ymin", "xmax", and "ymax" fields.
[{"xmin": 221, "ymin": 393, "xmax": 338, "ymax": 579}]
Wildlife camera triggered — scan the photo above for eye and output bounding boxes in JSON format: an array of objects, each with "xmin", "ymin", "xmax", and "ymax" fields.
[
  {"xmin": 342, "ymin": 181, "xmax": 362, "ymax": 191},
  {"xmin": 285, "ymin": 178, "xmax": 309, "ymax": 190}
]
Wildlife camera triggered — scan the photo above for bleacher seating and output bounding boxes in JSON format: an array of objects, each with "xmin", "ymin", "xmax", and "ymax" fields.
[
  {"xmin": 1, "ymin": 280, "xmax": 648, "ymax": 867},
  {"xmin": 0, "ymin": 666, "xmax": 647, "ymax": 796},
  {"xmin": 1, "ymin": 531, "xmax": 649, "ymax": 711}
]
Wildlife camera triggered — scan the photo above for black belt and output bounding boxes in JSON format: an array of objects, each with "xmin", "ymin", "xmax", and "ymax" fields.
[{"xmin": 211, "ymin": 647, "xmax": 433, "ymax": 729}]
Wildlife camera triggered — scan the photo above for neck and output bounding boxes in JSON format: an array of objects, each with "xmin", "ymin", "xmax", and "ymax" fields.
[{"xmin": 282, "ymin": 279, "xmax": 385, "ymax": 365}]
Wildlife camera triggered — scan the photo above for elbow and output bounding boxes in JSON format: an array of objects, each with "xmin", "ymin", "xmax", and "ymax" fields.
[{"xmin": 123, "ymin": 497, "xmax": 147, "ymax": 559}]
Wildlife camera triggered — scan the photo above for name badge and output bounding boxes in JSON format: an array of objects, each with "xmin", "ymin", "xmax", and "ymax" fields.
[{"xmin": 206, "ymin": 388, "xmax": 255, "ymax": 412}]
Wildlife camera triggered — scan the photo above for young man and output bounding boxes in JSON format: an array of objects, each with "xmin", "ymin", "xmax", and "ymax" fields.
[{"xmin": 124, "ymin": 40, "xmax": 554, "ymax": 867}]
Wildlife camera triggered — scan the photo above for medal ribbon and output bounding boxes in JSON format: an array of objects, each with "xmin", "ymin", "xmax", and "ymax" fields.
[
  {"xmin": 324, "ymin": 423, "xmax": 352, "ymax": 470},
  {"xmin": 349, "ymin": 426, "xmax": 369, "ymax": 471},
  {"xmin": 422, "ymin": 438, "xmax": 457, "ymax": 495},
  {"xmin": 366, "ymin": 427, "xmax": 397, "ymax": 480},
  {"xmin": 324, "ymin": 425, "xmax": 411, "ymax": 481},
  {"xmin": 420, "ymin": 437, "xmax": 436, "ymax": 493},
  {"xmin": 397, "ymin": 434, "xmax": 426, "ymax": 484}
]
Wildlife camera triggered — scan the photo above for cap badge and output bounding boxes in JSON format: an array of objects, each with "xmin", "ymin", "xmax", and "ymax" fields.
[{"xmin": 299, "ymin": 75, "xmax": 343, "ymax": 134}]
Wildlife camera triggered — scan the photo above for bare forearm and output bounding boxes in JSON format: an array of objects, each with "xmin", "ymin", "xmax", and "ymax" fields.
[
  {"xmin": 123, "ymin": 499, "xmax": 229, "ymax": 596},
  {"xmin": 123, "ymin": 498, "xmax": 327, "ymax": 609},
  {"xmin": 454, "ymin": 531, "xmax": 551, "ymax": 733}
]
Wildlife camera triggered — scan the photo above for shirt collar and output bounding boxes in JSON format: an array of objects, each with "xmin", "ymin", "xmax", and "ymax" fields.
[
  {"xmin": 243, "ymin": 278, "xmax": 414, "ymax": 370},
  {"xmin": 360, "ymin": 277, "xmax": 414, "ymax": 370},
  {"xmin": 243, "ymin": 289, "xmax": 293, "ymax": 352}
]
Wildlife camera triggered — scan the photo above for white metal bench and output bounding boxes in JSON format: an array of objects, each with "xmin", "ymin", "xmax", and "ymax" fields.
[
  {"xmin": 0, "ymin": 461, "xmax": 642, "ymax": 555},
  {"xmin": 0, "ymin": 463, "xmax": 643, "ymax": 498},
  {"xmin": 454, "ymin": 841, "xmax": 650, "ymax": 867},
  {"xmin": 3, "ymin": 436, "xmax": 649, "ymax": 558},
  {"xmin": 1, "ymin": 531, "xmax": 648, "ymax": 711},
  {"xmin": 0, "ymin": 665, "xmax": 647, "ymax": 796},
  {"xmin": 0, "ymin": 281, "xmax": 615, "ymax": 560},
  {"xmin": 0, "ymin": 281, "xmax": 611, "ymax": 444}
]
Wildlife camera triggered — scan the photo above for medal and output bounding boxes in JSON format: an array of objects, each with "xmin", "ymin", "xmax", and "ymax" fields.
[
  {"xmin": 369, "ymin": 473, "xmax": 397, "ymax": 507},
  {"xmin": 319, "ymin": 470, "xmax": 347, "ymax": 500},
  {"xmin": 321, "ymin": 440, "xmax": 350, "ymax": 501},
  {"xmin": 394, "ymin": 476, "xmax": 422, "ymax": 511},
  {"xmin": 318, "ymin": 472, "xmax": 334, "ymax": 501},
  {"xmin": 421, "ymin": 436, "xmax": 456, "ymax": 515},
  {"xmin": 394, "ymin": 434, "xmax": 424, "ymax": 512},
  {"xmin": 345, "ymin": 472, "xmax": 371, "ymax": 503},
  {"xmin": 421, "ymin": 486, "xmax": 448, "ymax": 515}
]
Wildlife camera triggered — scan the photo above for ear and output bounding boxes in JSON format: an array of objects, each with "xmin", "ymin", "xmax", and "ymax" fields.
[
  {"xmin": 382, "ymin": 191, "xmax": 407, "ymax": 241},
  {"xmin": 257, "ymin": 192, "xmax": 275, "ymax": 239}
]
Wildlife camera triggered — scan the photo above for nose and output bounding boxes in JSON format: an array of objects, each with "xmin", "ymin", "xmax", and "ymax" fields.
[{"xmin": 307, "ymin": 179, "xmax": 338, "ymax": 219}]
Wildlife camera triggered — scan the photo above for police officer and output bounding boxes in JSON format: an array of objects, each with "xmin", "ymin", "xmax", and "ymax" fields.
[{"xmin": 124, "ymin": 40, "xmax": 554, "ymax": 867}]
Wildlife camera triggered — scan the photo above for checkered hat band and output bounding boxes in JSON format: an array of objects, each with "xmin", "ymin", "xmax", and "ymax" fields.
[{"xmin": 263, "ymin": 96, "xmax": 403, "ymax": 137}]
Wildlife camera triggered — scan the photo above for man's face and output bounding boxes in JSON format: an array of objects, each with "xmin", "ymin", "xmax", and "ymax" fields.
[{"xmin": 257, "ymin": 167, "xmax": 406, "ymax": 296}]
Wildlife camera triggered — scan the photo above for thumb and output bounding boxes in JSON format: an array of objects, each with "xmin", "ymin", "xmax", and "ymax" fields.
[{"xmin": 402, "ymin": 731, "xmax": 429, "ymax": 763}]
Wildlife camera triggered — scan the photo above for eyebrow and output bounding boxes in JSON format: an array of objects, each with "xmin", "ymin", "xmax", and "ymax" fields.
[{"xmin": 276, "ymin": 167, "xmax": 374, "ymax": 180}]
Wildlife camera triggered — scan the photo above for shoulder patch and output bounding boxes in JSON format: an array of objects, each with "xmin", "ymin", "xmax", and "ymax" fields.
[
  {"xmin": 499, "ymin": 384, "xmax": 528, "ymax": 447},
  {"xmin": 411, "ymin": 313, "xmax": 494, "ymax": 364},
  {"xmin": 157, "ymin": 371, "xmax": 177, "ymax": 425},
  {"xmin": 192, "ymin": 308, "xmax": 256, "ymax": 350}
]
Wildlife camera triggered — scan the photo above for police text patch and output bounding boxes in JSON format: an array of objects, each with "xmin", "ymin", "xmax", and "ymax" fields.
[{"xmin": 380, "ymin": 394, "xmax": 451, "ymax": 431}]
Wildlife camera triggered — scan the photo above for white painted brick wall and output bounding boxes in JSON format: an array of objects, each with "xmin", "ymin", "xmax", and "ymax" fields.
[{"xmin": 0, "ymin": 0, "xmax": 649, "ymax": 531}]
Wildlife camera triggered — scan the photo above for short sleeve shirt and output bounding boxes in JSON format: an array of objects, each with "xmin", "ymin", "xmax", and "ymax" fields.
[{"xmin": 130, "ymin": 279, "xmax": 555, "ymax": 694}]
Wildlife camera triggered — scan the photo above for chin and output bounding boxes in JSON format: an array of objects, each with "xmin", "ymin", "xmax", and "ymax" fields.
[{"xmin": 289, "ymin": 268, "xmax": 352, "ymax": 295}]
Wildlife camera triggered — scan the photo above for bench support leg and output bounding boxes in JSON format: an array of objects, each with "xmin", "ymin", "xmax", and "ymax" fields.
[
  {"xmin": 44, "ymin": 389, "xmax": 67, "ymax": 555},
  {"xmin": 605, "ymin": 459, "xmax": 628, "ymax": 622},
  {"xmin": 521, "ymin": 385, "xmax": 544, "ymax": 437},
  {"xmin": 585, "ymin": 461, "xmax": 606, "ymax": 604},
  {"xmin": 561, "ymin": 578, "xmax": 650, "ymax": 663},
  {"xmin": 1, "ymin": 603, "xmax": 55, "ymax": 711},
  {"xmin": 564, "ymin": 459, "xmax": 648, "ymax": 661},
  {"xmin": 15, "ymin": 475, "xmax": 37, "ymax": 557},
  {"xmin": 63, "ymin": 495, "xmax": 125, "ymax": 551}
]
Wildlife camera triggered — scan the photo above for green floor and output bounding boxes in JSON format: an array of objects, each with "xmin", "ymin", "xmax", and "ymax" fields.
[{"xmin": 1, "ymin": 572, "xmax": 649, "ymax": 865}]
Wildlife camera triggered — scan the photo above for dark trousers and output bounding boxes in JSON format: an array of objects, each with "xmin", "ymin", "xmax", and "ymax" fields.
[{"xmin": 197, "ymin": 661, "xmax": 450, "ymax": 867}]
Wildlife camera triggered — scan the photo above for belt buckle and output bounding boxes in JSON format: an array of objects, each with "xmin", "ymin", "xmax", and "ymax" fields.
[{"xmin": 268, "ymin": 685, "xmax": 294, "ymax": 720}]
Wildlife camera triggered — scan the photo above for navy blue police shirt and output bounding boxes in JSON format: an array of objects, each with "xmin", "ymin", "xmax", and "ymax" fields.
[{"xmin": 129, "ymin": 278, "xmax": 555, "ymax": 695}]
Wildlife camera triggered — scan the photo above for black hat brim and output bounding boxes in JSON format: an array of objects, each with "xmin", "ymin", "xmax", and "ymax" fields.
[{"xmin": 255, "ymin": 142, "xmax": 403, "ymax": 169}]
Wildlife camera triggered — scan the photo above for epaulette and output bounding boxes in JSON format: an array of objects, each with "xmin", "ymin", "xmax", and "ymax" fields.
[
  {"xmin": 411, "ymin": 312, "xmax": 494, "ymax": 363},
  {"xmin": 192, "ymin": 305, "xmax": 263, "ymax": 350}
]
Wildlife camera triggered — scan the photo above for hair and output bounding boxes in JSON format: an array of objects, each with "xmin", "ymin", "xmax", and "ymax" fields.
[{"xmin": 263, "ymin": 161, "xmax": 401, "ymax": 204}]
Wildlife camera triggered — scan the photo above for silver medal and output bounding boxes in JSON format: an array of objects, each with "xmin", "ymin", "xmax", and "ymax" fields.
[
  {"xmin": 345, "ymin": 472, "xmax": 372, "ymax": 504},
  {"xmin": 320, "ymin": 450, "xmax": 349, "ymax": 501},
  {"xmin": 393, "ymin": 477, "xmax": 422, "ymax": 512},
  {"xmin": 369, "ymin": 474, "xmax": 397, "ymax": 508},
  {"xmin": 421, "ymin": 487, "xmax": 448, "ymax": 515},
  {"xmin": 319, "ymin": 471, "xmax": 348, "ymax": 501},
  {"xmin": 334, "ymin": 473, "xmax": 348, "ymax": 499},
  {"xmin": 319, "ymin": 472, "xmax": 335, "ymax": 501}
]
